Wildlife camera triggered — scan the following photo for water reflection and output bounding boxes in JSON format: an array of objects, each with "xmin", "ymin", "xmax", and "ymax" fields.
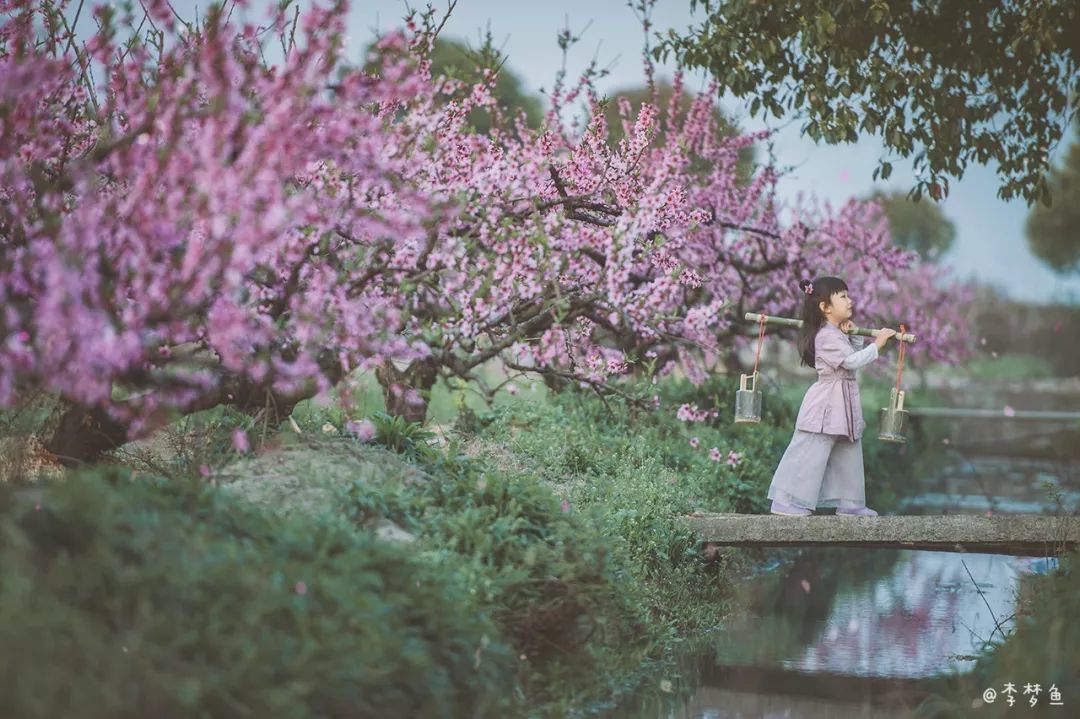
[
  {"xmin": 781, "ymin": 549, "xmax": 1021, "ymax": 677},
  {"xmin": 615, "ymin": 547, "xmax": 1056, "ymax": 718},
  {"xmin": 712, "ymin": 547, "xmax": 1057, "ymax": 679}
]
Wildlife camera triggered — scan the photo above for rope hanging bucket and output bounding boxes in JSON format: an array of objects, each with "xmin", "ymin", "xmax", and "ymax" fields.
[
  {"xmin": 878, "ymin": 323, "xmax": 910, "ymax": 444},
  {"xmin": 734, "ymin": 316, "xmax": 767, "ymax": 424}
]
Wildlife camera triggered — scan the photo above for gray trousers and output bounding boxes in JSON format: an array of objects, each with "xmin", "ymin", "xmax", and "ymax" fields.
[{"xmin": 767, "ymin": 430, "xmax": 867, "ymax": 510}]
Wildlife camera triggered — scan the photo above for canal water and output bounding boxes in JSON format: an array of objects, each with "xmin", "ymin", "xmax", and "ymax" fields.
[{"xmin": 610, "ymin": 455, "xmax": 1074, "ymax": 718}]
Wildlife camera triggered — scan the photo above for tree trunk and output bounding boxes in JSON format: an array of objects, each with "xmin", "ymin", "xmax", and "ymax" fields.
[
  {"xmin": 41, "ymin": 402, "xmax": 131, "ymax": 467},
  {"xmin": 376, "ymin": 358, "xmax": 438, "ymax": 424},
  {"xmin": 37, "ymin": 373, "xmax": 316, "ymax": 467}
]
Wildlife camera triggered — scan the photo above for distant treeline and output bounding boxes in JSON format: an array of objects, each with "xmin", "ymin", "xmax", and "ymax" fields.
[{"xmin": 971, "ymin": 289, "xmax": 1080, "ymax": 377}]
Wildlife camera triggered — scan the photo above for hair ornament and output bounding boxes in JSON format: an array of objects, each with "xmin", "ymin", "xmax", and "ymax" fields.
[{"xmin": 800, "ymin": 279, "xmax": 814, "ymax": 296}]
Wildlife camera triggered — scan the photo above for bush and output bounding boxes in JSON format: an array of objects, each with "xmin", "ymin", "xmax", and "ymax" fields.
[
  {"xmin": 108, "ymin": 405, "xmax": 261, "ymax": 480},
  {"xmin": 464, "ymin": 382, "xmax": 768, "ymax": 629},
  {"xmin": 0, "ymin": 472, "xmax": 513, "ymax": 719},
  {"xmin": 338, "ymin": 445, "xmax": 647, "ymax": 664}
]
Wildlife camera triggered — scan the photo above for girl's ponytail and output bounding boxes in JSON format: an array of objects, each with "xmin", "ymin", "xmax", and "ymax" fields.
[{"xmin": 796, "ymin": 275, "xmax": 849, "ymax": 367}]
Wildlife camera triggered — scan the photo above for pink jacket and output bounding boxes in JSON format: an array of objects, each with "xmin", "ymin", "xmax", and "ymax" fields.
[{"xmin": 794, "ymin": 324, "xmax": 879, "ymax": 441}]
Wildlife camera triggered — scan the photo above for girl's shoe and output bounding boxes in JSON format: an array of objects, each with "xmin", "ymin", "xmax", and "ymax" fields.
[
  {"xmin": 770, "ymin": 500, "xmax": 811, "ymax": 516},
  {"xmin": 837, "ymin": 506, "xmax": 879, "ymax": 517}
]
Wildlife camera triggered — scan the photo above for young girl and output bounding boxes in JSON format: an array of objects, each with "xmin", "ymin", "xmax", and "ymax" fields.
[{"xmin": 767, "ymin": 276, "xmax": 897, "ymax": 517}]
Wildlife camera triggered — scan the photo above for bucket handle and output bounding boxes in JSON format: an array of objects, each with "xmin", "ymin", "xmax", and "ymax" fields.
[{"xmin": 740, "ymin": 372, "xmax": 758, "ymax": 392}]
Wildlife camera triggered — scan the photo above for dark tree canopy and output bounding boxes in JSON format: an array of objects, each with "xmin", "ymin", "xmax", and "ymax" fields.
[
  {"xmin": 1026, "ymin": 128, "xmax": 1080, "ymax": 275},
  {"xmin": 868, "ymin": 190, "xmax": 956, "ymax": 262},
  {"xmin": 657, "ymin": 0, "xmax": 1080, "ymax": 205}
]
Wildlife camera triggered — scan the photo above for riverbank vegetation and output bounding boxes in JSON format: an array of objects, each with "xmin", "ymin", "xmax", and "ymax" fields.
[{"xmin": 1, "ymin": 370, "xmax": 940, "ymax": 718}]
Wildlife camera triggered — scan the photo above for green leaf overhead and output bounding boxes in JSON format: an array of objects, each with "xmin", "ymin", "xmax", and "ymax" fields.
[{"xmin": 660, "ymin": 0, "xmax": 1080, "ymax": 205}]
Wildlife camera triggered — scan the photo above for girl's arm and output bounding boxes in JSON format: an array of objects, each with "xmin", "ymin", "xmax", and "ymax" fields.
[
  {"xmin": 837, "ymin": 322, "xmax": 877, "ymax": 369},
  {"xmin": 818, "ymin": 326, "xmax": 879, "ymax": 370},
  {"xmin": 841, "ymin": 342, "xmax": 878, "ymax": 370}
]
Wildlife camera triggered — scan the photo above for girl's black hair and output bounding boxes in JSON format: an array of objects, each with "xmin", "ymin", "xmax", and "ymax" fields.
[{"xmin": 796, "ymin": 276, "xmax": 848, "ymax": 367}]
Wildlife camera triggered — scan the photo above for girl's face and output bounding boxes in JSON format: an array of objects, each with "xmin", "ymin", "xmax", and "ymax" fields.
[{"xmin": 820, "ymin": 290, "xmax": 854, "ymax": 324}]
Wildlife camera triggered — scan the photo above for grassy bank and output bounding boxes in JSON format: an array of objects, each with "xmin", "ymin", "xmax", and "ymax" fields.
[{"xmin": 0, "ymin": 373, "xmax": 941, "ymax": 717}]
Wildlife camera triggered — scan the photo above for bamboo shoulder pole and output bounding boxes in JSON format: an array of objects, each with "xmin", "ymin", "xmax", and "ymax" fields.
[{"xmin": 744, "ymin": 312, "xmax": 917, "ymax": 344}]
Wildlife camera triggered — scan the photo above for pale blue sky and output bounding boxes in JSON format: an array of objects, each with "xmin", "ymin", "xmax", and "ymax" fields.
[{"xmin": 177, "ymin": 1, "xmax": 1080, "ymax": 304}]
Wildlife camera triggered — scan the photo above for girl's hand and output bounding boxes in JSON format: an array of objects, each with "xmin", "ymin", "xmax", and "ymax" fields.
[
  {"xmin": 874, "ymin": 328, "xmax": 897, "ymax": 349},
  {"xmin": 839, "ymin": 320, "xmax": 857, "ymax": 333}
]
